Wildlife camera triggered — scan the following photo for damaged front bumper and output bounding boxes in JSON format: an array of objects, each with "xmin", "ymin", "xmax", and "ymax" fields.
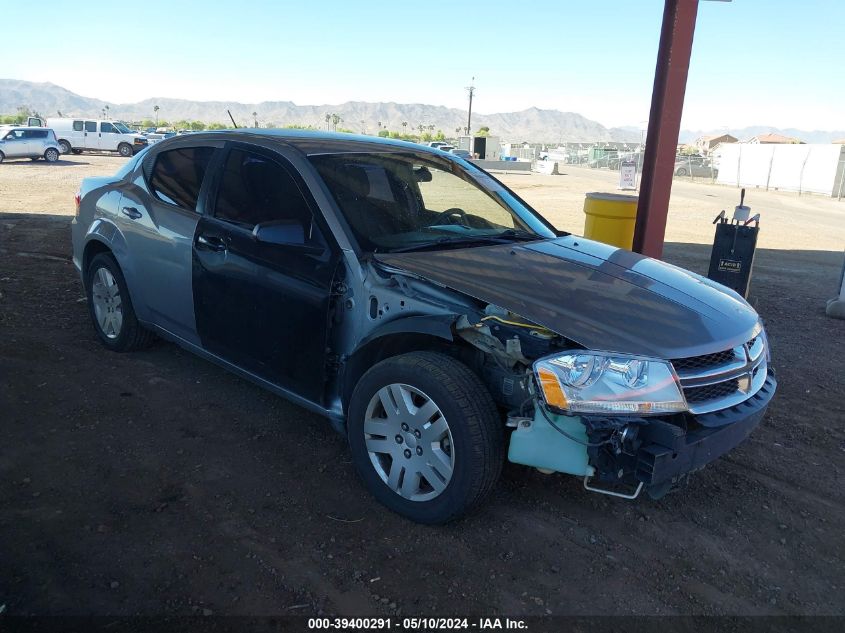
[{"xmin": 508, "ymin": 369, "xmax": 777, "ymax": 498}]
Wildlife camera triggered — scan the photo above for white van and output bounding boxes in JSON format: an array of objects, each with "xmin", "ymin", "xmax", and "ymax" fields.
[{"xmin": 36, "ymin": 118, "xmax": 148, "ymax": 157}]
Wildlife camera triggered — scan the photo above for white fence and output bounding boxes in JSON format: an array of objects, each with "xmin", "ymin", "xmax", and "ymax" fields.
[{"xmin": 714, "ymin": 143, "xmax": 845, "ymax": 197}]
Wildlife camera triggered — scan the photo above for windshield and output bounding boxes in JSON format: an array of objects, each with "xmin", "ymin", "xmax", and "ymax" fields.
[
  {"xmin": 310, "ymin": 152, "xmax": 556, "ymax": 253},
  {"xmin": 113, "ymin": 122, "xmax": 133, "ymax": 134}
]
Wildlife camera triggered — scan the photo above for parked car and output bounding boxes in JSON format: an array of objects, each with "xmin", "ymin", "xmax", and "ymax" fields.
[
  {"xmin": 29, "ymin": 117, "xmax": 148, "ymax": 156},
  {"xmin": 674, "ymin": 156, "xmax": 717, "ymax": 178},
  {"xmin": 72, "ymin": 131, "xmax": 776, "ymax": 523},
  {"xmin": 0, "ymin": 126, "xmax": 61, "ymax": 163},
  {"xmin": 436, "ymin": 145, "xmax": 455, "ymax": 153},
  {"xmin": 449, "ymin": 148, "xmax": 472, "ymax": 159},
  {"xmin": 427, "ymin": 141, "xmax": 449, "ymax": 149}
]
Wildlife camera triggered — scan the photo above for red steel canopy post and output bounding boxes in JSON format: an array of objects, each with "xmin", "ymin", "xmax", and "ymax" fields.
[{"xmin": 633, "ymin": 0, "xmax": 700, "ymax": 258}]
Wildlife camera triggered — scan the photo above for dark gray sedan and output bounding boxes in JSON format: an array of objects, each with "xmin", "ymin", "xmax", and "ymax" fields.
[{"xmin": 72, "ymin": 131, "xmax": 775, "ymax": 523}]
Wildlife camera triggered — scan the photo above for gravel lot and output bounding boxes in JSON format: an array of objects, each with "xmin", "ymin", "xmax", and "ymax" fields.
[{"xmin": 1, "ymin": 154, "xmax": 844, "ymax": 617}]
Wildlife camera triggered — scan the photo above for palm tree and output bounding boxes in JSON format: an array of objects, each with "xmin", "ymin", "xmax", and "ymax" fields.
[
  {"xmin": 401, "ymin": 121, "xmax": 408, "ymax": 135},
  {"xmin": 455, "ymin": 127, "xmax": 462, "ymax": 136},
  {"xmin": 360, "ymin": 119, "xmax": 366, "ymax": 134},
  {"xmin": 104, "ymin": 105, "xmax": 110, "ymax": 119},
  {"xmin": 325, "ymin": 113, "xmax": 331, "ymax": 130},
  {"xmin": 154, "ymin": 105, "xmax": 160, "ymax": 125},
  {"xmin": 331, "ymin": 114, "xmax": 342, "ymax": 131},
  {"xmin": 252, "ymin": 111, "xmax": 258, "ymax": 127}
]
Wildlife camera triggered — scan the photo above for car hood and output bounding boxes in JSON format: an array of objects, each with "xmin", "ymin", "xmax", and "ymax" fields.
[{"xmin": 375, "ymin": 236, "xmax": 760, "ymax": 359}]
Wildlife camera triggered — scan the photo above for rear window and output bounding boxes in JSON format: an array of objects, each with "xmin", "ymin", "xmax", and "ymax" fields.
[{"xmin": 148, "ymin": 146, "xmax": 216, "ymax": 212}]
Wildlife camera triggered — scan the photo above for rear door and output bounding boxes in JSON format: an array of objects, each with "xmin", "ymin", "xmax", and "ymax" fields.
[
  {"xmin": 192, "ymin": 142, "xmax": 339, "ymax": 401},
  {"xmin": 116, "ymin": 140, "xmax": 224, "ymax": 342},
  {"xmin": 83, "ymin": 121, "xmax": 98, "ymax": 149}
]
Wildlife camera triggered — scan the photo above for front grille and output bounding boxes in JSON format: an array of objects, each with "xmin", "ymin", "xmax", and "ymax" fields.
[
  {"xmin": 684, "ymin": 379, "xmax": 740, "ymax": 403},
  {"xmin": 672, "ymin": 333, "xmax": 767, "ymax": 415},
  {"xmin": 672, "ymin": 349, "xmax": 737, "ymax": 372}
]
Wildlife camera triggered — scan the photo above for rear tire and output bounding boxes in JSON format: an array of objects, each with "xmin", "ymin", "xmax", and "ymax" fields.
[
  {"xmin": 118, "ymin": 143, "xmax": 133, "ymax": 157},
  {"xmin": 58, "ymin": 140, "xmax": 71, "ymax": 154},
  {"xmin": 72, "ymin": 148, "xmax": 83, "ymax": 155},
  {"xmin": 348, "ymin": 351, "xmax": 504, "ymax": 524},
  {"xmin": 0, "ymin": 151, "xmax": 4, "ymax": 164},
  {"xmin": 44, "ymin": 148, "xmax": 59, "ymax": 162},
  {"xmin": 85, "ymin": 252, "xmax": 155, "ymax": 352}
]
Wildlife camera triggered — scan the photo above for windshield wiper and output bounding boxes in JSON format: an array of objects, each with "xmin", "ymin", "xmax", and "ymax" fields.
[{"xmin": 388, "ymin": 230, "xmax": 541, "ymax": 253}]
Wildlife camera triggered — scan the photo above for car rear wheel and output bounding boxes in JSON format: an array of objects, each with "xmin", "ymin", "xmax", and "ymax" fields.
[
  {"xmin": 0, "ymin": 151, "xmax": 4, "ymax": 164},
  {"xmin": 44, "ymin": 148, "xmax": 59, "ymax": 162},
  {"xmin": 86, "ymin": 252, "xmax": 155, "ymax": 352},
  {"xmin": 58, "ymin": 140, "xmax": 71, "ymax": 154},
  {"xmin": 118, "ymin": 143, "xmax": 133, "ymax": 157},
  {"xmin": 348, "ymin": 351, "xmax": 504, "ymax": 524}
]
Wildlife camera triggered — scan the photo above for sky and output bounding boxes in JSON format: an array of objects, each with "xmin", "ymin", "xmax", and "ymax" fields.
[{"xmin": 2, "ymin": 0, "xmax": 842, "ymax": 131}]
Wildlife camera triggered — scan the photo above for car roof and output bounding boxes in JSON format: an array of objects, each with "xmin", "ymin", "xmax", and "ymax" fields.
[{"xmin": 155, "ymin": 129, "xmax": 448, "ymax": 157}]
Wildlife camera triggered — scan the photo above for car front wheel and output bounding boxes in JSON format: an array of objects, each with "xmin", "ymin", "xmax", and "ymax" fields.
[
  {"xmin": 348, "ymin": 351, "xmax": 504, "ymax": 524},
  {"xmin": 44, "ymin": 148, "xmax": 59, "ymax": 162},
  {"xmin": 86, "ymin": 252, "xmax": 155, "ymax": 352}
]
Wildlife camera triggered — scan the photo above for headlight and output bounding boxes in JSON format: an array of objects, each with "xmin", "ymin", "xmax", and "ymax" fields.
[{"xmin": 534, "ymin": 351, "xmax": 688, "ymax": 416}]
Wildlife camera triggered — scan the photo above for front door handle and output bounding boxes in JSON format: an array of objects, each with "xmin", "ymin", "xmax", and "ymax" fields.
[
  {"xmin": 121, "ymin": 206, "xmax": 142, "ymax": 220},
  {"xmin": 197, "ymin": 234, "xmax": 228, "ymax": 252}
]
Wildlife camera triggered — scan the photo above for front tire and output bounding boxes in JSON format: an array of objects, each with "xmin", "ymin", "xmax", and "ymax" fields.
[
  {"xmin": 44, "ymin": 148, "xmax": 59, "ymax": 162},
  {"xmin": 85, "ymin": 252, "xmax": 155, "ymax": 352},
  {"xmin": 118, "ymin": 143, "xmax": 133, "ymax": 157},
  {"xmin": 675, "ymin": 167, "xmax": 687, "ymax": 176},
  {"xmin": 58, "ymin": 140, "xmax": 71, "ymax": 154},
  {"xmin": 348, "ymin": 352, "xmax": 504, "ymax": 524}
]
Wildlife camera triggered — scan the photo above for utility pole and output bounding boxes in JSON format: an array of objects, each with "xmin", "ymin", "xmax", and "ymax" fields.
[{"xmin": 465, "ymin": 76, "xmax": 475, "ymax": 137}]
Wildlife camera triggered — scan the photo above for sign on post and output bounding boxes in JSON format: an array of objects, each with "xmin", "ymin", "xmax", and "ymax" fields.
[{"xmin": 619, "ymin": 160, "xmax": 637, "ymax": 190}]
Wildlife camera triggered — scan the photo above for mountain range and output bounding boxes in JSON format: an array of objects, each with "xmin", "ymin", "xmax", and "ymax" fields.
[{"xmin": 2, "ymin": 79, "xmax": 842, "ymax": 145}]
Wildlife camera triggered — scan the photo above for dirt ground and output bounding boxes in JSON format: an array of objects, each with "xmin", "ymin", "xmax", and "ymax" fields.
[{"xmin": 1, "ymin": 154, "xmax": 844, "ymax": 617}]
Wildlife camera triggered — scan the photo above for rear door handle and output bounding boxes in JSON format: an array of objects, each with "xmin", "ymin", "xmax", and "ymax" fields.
[
  {"xmin": 121, "ymin": 206, "xmax": 142, "ymax": 220},
  {"xmin": 197, "ymin": 234, "xmax": 228, "ymax": 252}
]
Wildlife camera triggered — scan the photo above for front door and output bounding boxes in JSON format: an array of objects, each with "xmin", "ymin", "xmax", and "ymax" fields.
[
  {"xmin": 99, "ymin": 121, "xmax": 119, "ymax": 151},
  {"xmin": 83, "ymin": 121, "xmax": 98, "ymax": 149},
  {"xmin": 1, "ymin": 129, "xmax": 29, "ymax": 157},
  {"xmin": 192, "ymin": 143, "xmax": 338, "ymax": 403}
]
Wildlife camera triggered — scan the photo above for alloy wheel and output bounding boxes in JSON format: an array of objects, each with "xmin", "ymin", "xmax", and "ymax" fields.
[
  {"xmin": 91, "ymin": 267, "xmax": 123, "ymax": 339},
  {"xmin": 363, "ymin": 383, "xmax": 454, "ymax": 502}
]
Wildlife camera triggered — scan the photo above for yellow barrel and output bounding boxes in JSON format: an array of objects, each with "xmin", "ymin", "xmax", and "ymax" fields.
[{"xmin": 582, "ymin": 192, "xmax": 638, "ymax": 250}]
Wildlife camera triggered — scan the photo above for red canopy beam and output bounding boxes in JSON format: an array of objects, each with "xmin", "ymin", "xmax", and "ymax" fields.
[{"xmin": 633, "ymin": 0, "xmax": 700, "ymax": 258}]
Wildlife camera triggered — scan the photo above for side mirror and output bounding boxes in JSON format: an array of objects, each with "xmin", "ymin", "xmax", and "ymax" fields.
[
  {"xmin": 413, "ymin": 166, "xmax": 433, "ymax": 182},
  {"xmin": 252, "ymin": 220, "xmax": 306, "ymax": 246}
]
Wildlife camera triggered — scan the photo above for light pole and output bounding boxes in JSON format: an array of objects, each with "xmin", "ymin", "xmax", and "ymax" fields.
[{"xmin": 465, "ymin": 76, "xmax": 476, "ymax": 137}]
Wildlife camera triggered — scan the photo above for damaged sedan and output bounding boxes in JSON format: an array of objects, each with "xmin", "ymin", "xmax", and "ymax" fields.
[{"xmin": 71, "ymin": 131, "xmax": 776, "ymax": 524}]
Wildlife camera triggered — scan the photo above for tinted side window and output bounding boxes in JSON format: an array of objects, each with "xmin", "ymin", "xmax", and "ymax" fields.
[
  {"xmin": 101, "ymin": 122, "xmax": 116, "ymax": 133},
  {"xmin": 84, "ymin": 121, "xmax": 97, "ymax": 133},
  {"xmin": 214, "ymin": 149, "xmax": 315, "ymax": 233},
  {"xmin": 73, "ymin": 120, "xmax": 83, "ymax": 131},
  {"xmin": 23, "ymin": 130, "xmax": 48, "ymax": 139},
  {"xmin": 149, "ymin": 146, "xmax": 216, "ymax": 212}
]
